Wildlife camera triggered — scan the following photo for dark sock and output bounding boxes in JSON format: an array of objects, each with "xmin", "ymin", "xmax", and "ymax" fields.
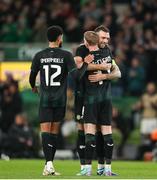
[
  {"xmin": 49, "ymin": 133, "xmax": 58, "ymax": 161},
  {"xmin": 41, "ymin": 132, "xmax": 57, "ymax": 163},
  {"xmin": 103, "ymin": 134, "xmax": 114, "ymax": 164},
  {"xmin": 96, "ymin": 131, "xmax": 105, "ymax": 164},
  {"xmin": 77, "ymin": 130, "xmax": 85, "ymax": 165},
  {"xmin": 85, "ymin": 134, "xmax": 96, "ymax": 164}
]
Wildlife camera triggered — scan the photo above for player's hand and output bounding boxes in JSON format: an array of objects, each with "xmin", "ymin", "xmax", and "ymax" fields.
[
  {"xmin": 74, "ymin": 56, "xmax": 83, "ymax": 69},
  {"xmin": 32, "ymin": 87, "xmax": 38, "ymax": 93},
  {"xmin": 101, "ymin": 60, "xmax": 112, "ymax": 70},
  {"xmin": 88, "ymin": 73, "xmax": 107, "ymax": 82},
  {"xmin": 84, "ymin": 54, "xmax": 94, "ymax": 64}
]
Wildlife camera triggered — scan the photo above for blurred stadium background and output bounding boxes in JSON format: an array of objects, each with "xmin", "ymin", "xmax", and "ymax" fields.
[{"xmin": 0, "ymin": 0, "xmax": 157, "ymax": 163}]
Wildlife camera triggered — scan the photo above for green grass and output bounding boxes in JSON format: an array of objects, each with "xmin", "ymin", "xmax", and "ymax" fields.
[{"xmin": 0, "ymin": 160, "xmax": 157, "ymax": 179}]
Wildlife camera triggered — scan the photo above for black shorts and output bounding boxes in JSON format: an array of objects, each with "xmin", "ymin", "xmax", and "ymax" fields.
[
  {"xmin": 74, "ymin": 96, "xmax": 84, "ymax": 123},
  {"xmin": 83, "ymin": 99, "xmax": 112, "ymax": 125},
  {"xmin": 39, "ymin": 106, "xmax": 66, "ymax": 123}
]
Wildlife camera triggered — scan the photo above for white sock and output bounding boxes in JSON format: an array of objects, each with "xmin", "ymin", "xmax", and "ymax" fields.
[
  {"xmin": 105, "ymin": 164, "xmax": 111, "ymax": 172},
  {"xmin": 81, "ymin": 165, "xmax": 85, "ymax": 170},
  {"xmin": 46, "ymin": 161, "xmax": 53, "ymax": 170},
  {"xmin": 97, "ymin": 164, "xmax": 104, "ymax": 169},
  {"xmin": 86, "ymin": 164, "xmax": 92, "ymax": 171}
]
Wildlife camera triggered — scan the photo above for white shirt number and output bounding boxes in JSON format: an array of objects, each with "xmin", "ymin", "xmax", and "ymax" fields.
[{"xmin": 43, "ymin": 65, "xmax": 61, "ymax": 86}]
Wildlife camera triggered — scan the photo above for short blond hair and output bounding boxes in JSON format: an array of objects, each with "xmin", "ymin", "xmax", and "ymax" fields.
[{"xmin": 84, "ymin": 31, "xmax": 99, "ymax": 46}]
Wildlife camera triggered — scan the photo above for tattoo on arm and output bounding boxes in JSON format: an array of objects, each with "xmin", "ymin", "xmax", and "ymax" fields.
[{"xmin": 106, "ymin": 64, "xmax": 121, "ymax": 80}]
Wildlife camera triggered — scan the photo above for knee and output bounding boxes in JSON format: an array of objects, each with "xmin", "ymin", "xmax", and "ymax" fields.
[{"xmin": 51, "ymin": 122, "xmax": 60, "ymax": 134}]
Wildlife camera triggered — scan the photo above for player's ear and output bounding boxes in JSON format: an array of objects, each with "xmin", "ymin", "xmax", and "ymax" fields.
[
  {"xmin": 57, "ymin": 35, "xmax": 63, "ymax": 47},
  {"xmin": 84, "ymin": 38, "xmax": 88, "ymax": 48},
  {"xmin": 57, "ymin": 35, "xmax": 63, "ymax": 42},
  {"xmin": 86, "ymin": 42, "xmax": 89, "ymax": 48}
]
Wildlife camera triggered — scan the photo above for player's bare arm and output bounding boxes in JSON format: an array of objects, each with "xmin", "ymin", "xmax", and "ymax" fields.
[
  {"xmin": 74, "ymin": 54, "xmax": 94, "ymax": 69},
  {"xmin": 88, "ymin": 63, "xmax": 121, "ymax": 82},
  {"xmin": 109, "ymin": 63, "xmax": 121, "ymax": 79},
  {"xmin": 74, "ymin": 56, "xmax": 84, "ymax": 69},
  {"xmin": 87, "ymin": 60, "xmax": 112, "ymax": 71},
  {"xmin": 74, "ymin": 55, "xmax": 111, "ymax": 71}
]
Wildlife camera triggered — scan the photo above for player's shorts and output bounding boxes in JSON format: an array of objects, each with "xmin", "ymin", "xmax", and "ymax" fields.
[
  {"xmin": 140, "ymin": 118, "xmax": 157, "ymax": 134},
  {"xmin": 39, "ymin": 106, "xmax": 66, "ymax": 123},
  {"xmin": 83, "ymin": 99, "xmax": 112, "ymax": 125},
  {"xmin": 74, "ymin": 95, "xmax": 84, "ymax": 124}
]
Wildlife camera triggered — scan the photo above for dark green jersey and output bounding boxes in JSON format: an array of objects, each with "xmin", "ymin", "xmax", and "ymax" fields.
[
  {"xmin": 30, "ymin": 47, "xmax": 87, "ymax": 107},
  {"xmin": 75, "ymin": 44, "xmax": 89, "ymax": 97},
  {"xmin": 84, "ymin": 48, "xmax": 113, "ymax": 104},
  {"xmin": 75, "ymin": 45, "xmax": 113, "ymax": 104}
]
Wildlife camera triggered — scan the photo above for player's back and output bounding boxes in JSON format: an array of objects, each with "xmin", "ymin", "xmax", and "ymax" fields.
[
  {"xmin": 84, "ymin": 49, "xmax": 112, "ymax": 104},
  {"xmin": 32, "ymin": 47, "xmax": 75, "ymax": 107},
  {"xmin": 75, "ymin": 44, "xmax": 89, "ymax": 97}
]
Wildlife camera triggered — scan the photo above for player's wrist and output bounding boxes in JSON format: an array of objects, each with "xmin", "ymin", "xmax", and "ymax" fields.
[
  {"xmin": 83, "ymin": 62, "xmax": 89, "ymax": 65},
  {"xmin": 32, "ymin": 86, "xmax": 38, "ymax": 93},
  {"xmin": 104, "ymin": 74, "xmax": 108, "ymax": 80},
  {"xmin": 99, "ymin": 64, "xmax": 104, "ymax": 70}
]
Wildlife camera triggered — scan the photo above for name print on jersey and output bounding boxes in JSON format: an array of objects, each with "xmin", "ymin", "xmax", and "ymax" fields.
[
  {"xmin": 91, "ymin": 55, "xmax": 112, "ymax": 64},
  {"xmin": 41, "ymin": 58, "xmax": 64, "ymax": 64}
]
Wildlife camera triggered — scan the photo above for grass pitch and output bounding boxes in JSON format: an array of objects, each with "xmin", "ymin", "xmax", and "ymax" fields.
[{"xmin": 0, "ymin": 159, "xmax": 157, "ymax": 179}]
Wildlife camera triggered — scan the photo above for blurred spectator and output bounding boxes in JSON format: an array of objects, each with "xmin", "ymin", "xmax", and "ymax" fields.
[
  {"xmin": 16, "ymin": 15, "xmax": 32, "ymax": 42},
  {"xmin": 111, "ymin": 55, "xmax": 127, "ymax": 97},
  {"xmin": 112, "ymin": 107, "xmax": 134, "ymax": 157},
  {"xmin": 61, "ymin": 88, "xmax": 76, "ymax": 149},
  {"xmin": 0, "ymin": 0, "xmax": 156, "ymax": 89},
  {"xmin": 27, "ymin": 0, "xmax": 43, "ymax": 27},
  {"xmin": 137, "ymin": 82, "xmax": 157, "ymax": 137},
  {"xmin": 0, "ymin": 79, "xmax": 23, "ymax": 132},
  {"xmin": 1, "ymin": 113, "xmax": 39, "ymax": 158},
  {"xmin": 133, "ymin": 82, "xmax": 157, "ymax": 160},
  {"xmin": 0, "ymin": 14, "xmax": 17, "ymax": 42},
  {"xmin": 65, "ymin": 16, "xmax": 83, "ymax": 42},
  {"xmin": 102, "ymin": 0, "xmax": 118, "ymax": 37},
  {"xmin": 32, "ymin": 12, "xmax": 47, "ymax": 42},
  {"xmin": 143, "ymin": 12, "xmax": 154, "ymax": 30},
  {"xmin": 47, "ymin": 0, "xmax": 63, "ymax": 27},
  {"xmin": 83, "ymin": 16, "xmax": 98, "ymax": 31},
  {"xmin": 133, "ymin": 44, "xmax": 148, "ymax": 69},
  {"xmin": 127, "ymin": 57, "xmax": 146, "ymax": 96},
  {"xmin": 79, "ymin": 0, "xmax": 103, "ymax": 24}
]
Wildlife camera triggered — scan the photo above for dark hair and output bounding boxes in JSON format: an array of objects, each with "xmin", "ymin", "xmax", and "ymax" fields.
[
  {"xmin": 47, "ymin": 25, "xmax": 63, "ymax": 42},
  {"xmin": 95, "ymin": 25, "xmax": 109, "ymax": 33}
]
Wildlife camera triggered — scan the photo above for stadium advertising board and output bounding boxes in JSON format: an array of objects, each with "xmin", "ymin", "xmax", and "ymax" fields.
[{"xmin": 0, "ymin": 62, "xmax": 32, "ymax": 90}]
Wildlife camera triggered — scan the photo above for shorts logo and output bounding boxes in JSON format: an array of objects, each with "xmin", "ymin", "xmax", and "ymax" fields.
[
  {"xmin": 81, "ymin": 106, "xmax": 85, "ymax": 119},
  {"xmin": 107, "ymin": 143, "xmax": 113, "ymax": 146},
  {"xmin": 48, "ymin": 144, "xmax": 53, "ymax": 147},
  {"xmin": 91, "ymin": 144, "xmax": 96, "ymax": 148},
  {"xmin": 77, "ymin": 115, "xmax": 81, "ymax": 120},
  {"xmin": 79, "ymin": 145, "xmax": 85, "ymax": 149}
]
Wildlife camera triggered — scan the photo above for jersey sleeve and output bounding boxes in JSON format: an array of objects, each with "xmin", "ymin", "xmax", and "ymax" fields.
[
  {"xmin": 65, "ymin": 51, "xmax": 77, "ymax": 73},
  {"xmin": 75, "ymin": 45, "xmax": 87, "ymax": 58},
  {"xmin": 65, "ymin": 51, "xmax": 88, "ymax": 80},
  {"xmin": 107, "ymin": 47, "xmax": 117, "ymax": 65},
  {"xmin": 112, "ymin": 59, "xmax": 117, "ymax": 65},
  {"xmin": 29, "ymin": 53, "xmax": 40, "ymax": 88},
  {"xmin": 30, "ymin": 53, "xmax": 40, "ymax": 73}
]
